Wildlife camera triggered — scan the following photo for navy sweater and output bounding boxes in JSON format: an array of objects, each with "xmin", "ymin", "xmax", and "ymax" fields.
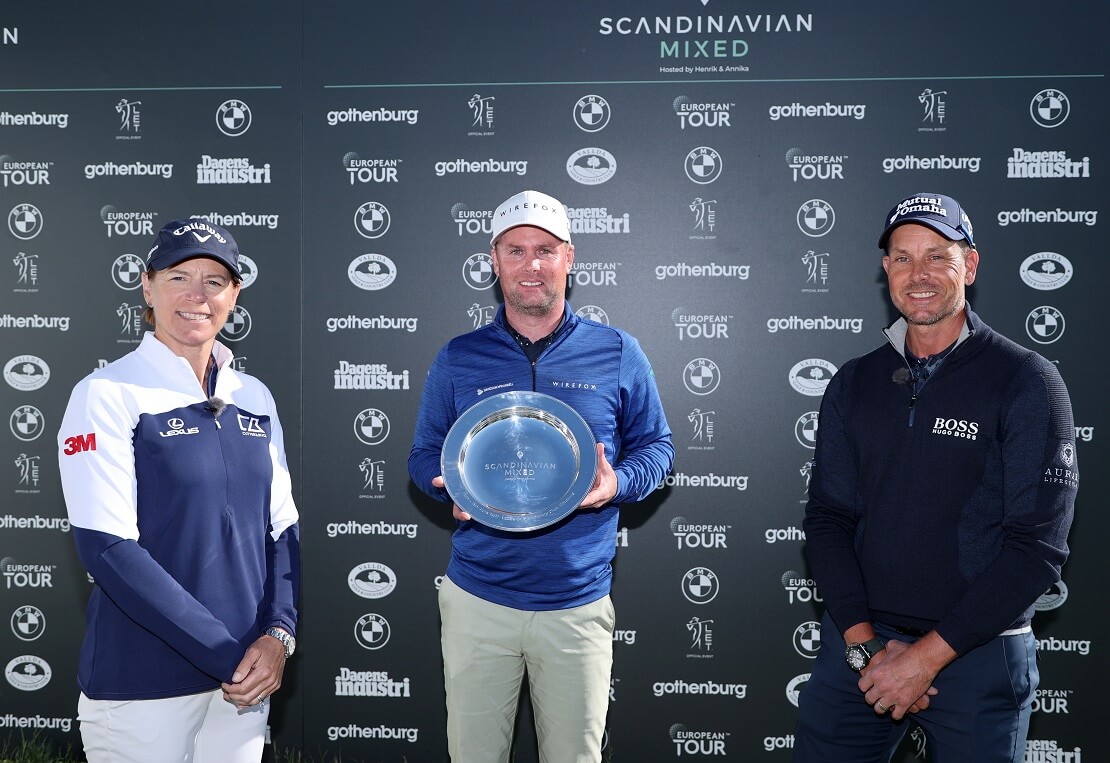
[{"xmin": 803, "ymin": 309, "xmax": 1077, "ymax": 655}]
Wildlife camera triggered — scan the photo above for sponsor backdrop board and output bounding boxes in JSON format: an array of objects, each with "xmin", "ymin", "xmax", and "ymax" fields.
[{"xmin": 1, "ymin": 1, "xmax": 1105, "ymax": 760}]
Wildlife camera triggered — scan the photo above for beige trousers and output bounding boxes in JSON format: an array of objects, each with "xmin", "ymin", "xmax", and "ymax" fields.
[{"xmin": 438, "ymin": 576, "xmax": 615, "ymax": 763}]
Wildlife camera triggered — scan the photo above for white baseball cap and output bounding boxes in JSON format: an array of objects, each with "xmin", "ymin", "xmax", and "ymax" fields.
[{"xmin": 489, "ymin": 189, "xmax": 572, "ymax": 245}]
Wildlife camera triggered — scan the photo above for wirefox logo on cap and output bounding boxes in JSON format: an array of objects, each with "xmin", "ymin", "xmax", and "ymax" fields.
[{"xmin": 489, "ymin": 190, "xmax": 572, "ymax": 245}]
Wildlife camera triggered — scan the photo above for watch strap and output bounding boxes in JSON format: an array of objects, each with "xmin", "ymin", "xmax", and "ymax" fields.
[
  {"xmin": 264, "ymin": 626, "xmax": 295, "ymax": 657},
  {"xmin": 845, "ymin": 636, "xmax": 887, "ymax": 671},
  {"xmin": 860, "ymin": 637, "xmax": 886, "ymax": 656}
]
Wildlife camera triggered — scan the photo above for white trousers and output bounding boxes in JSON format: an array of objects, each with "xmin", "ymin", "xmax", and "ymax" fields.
[
  {"xmin": 439, "ymin": 576, "xmax": 615, "ymax": 763},
  {"xmin": 78, "ymin": 688, "xmax": 268, "ymax": 763}
]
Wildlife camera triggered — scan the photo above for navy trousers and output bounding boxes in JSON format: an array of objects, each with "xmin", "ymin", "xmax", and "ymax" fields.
[{"xmin": 793, "ymin": 612, "xmax": 1038, "ymax": 763}]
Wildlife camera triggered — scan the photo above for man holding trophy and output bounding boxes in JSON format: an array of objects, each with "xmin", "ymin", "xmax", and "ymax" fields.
[{"xmin": 409, "ymin": 189, "xmax": 674, "ymax": 762}]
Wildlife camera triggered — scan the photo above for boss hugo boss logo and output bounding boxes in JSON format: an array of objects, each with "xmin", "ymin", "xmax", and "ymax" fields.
[{"xmin": 931, "ymin": 417, "xmax": 979, "ymax": 440}]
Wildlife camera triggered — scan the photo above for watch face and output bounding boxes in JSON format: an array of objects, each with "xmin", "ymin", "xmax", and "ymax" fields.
[{"xmin": 845, "ymin": 646, "xmax": 867, "ymax": 670}]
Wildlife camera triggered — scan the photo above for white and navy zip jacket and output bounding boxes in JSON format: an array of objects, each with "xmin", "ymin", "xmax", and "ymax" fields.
[
  {"xmin": 58, "ymin": 333, "xmax": 299, "ymax": 700},
  {"xmin": 803, "ymin": 308, "xmax": 1076, "ymax": 656},
  {"xmin": 409, "ymin": 303, "xmax": 674, "ymax": 612}
]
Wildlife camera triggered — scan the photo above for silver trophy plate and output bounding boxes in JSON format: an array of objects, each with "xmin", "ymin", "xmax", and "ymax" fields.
[{"xmin": 441, "ymin": 391, "xmax": 597, "ymax": 532}]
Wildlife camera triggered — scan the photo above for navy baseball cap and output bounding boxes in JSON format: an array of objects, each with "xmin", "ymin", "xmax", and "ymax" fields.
[
  {"xmin": 146, "ymin": 218, "xmax": 242, "ymax": 280},
  {"xmin": 877, "ymin": 193, "xmax": 975, "ymax": 249}
]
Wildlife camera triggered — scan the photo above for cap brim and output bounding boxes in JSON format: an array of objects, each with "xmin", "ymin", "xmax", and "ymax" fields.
[
  {"xmin": 878, "ymin": 220, "xmax": 965, "ymax": 249},
  {"xmin": 152, "ymin": 249, "xmax": 242, "ymax": 279},
  {"xmin": 490, "ymin": 222, "xmax": 570, "ymax": 247}
]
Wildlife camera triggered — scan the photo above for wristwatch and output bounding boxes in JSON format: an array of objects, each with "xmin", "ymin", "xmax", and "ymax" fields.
[
  {"xmin": 264, "ymin": 626, "xmax": 296, "ymax": 658},
  {"xmin": 844, "ymin": 637, "xmax": 885, "ymax": 671}
]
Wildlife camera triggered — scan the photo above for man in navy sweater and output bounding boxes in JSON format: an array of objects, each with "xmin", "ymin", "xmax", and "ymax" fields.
[
  {"xmin": 409, "ymin": 189, "xmax": 673, "ymax": 762},
  {"xmin": 794, "ymin": 193, "xmax": 1077, "ymax": 762}
]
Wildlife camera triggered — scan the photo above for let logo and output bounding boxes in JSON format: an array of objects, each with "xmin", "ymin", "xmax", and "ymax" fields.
[{"xmin": 63, "ymin": 432, "xmax": 97, "ymax": 455}]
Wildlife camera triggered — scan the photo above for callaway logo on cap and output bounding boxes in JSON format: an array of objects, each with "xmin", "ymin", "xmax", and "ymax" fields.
[{"xmin": 146, "ymin": 217, "xmax": 242, "ymax": 280}]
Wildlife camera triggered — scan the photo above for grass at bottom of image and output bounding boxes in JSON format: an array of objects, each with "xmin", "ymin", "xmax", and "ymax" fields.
[
  {"xmin": 0, "ymin": 731, "xmax": 77, "ymax": 763},
  {"xmin": 275, "ymin": 751, "xmax": 410, "ymax": 763}
]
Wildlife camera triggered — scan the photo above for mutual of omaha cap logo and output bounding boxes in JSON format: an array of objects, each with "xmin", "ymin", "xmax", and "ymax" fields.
[
  {"xmin": 489, "ymin": 190, "xmax": 571, "ymax": 246},
  {"xmin": 877, "ymin": 192, "xmax": 975, "ymax": 249},
  {"xmin": 145, "ymin": 218, "xmax": 242, "ymax": 280}
]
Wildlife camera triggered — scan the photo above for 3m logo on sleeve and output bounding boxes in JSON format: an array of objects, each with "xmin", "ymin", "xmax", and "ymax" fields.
[{"xmin": 62, "ymin": 432, "xmax": 97, "ymax": 455}]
